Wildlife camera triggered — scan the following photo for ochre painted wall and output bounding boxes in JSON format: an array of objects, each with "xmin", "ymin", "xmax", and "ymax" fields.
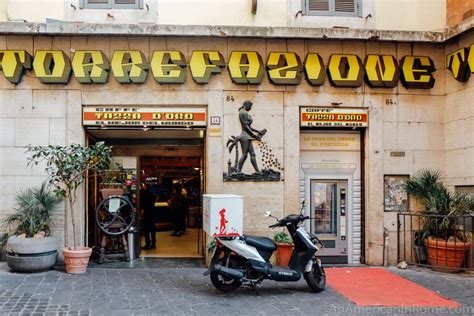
[
  {"xmin": 1, "ymin": 0, "xmax": 451, "ymax": 32},
  {"xmin": 447, "ymin": 0, "xmax": 474, "ymax": 26}
]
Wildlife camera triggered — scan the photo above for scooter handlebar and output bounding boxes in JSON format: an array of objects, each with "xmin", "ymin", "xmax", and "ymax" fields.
[{"xmin": 269, "ymin": 215, "xmax": 310, "ymax": 228}]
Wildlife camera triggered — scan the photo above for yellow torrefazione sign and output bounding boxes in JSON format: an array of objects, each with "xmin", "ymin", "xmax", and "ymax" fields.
[
  {"xmin": 446, "ymin": 44, "xmax": 474, "ymax": 82},
  {"xmin": 0, "ymin": 46, "xmax": 471, "ymax": 88}
]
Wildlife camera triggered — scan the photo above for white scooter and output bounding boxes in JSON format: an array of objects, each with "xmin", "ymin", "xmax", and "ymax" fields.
[{"xmin": 204, "ymin": 201, "xmax": 326, "ymax": 293}]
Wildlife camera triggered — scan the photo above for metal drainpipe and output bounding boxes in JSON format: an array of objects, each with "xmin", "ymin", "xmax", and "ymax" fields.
[{"xmin": 383, "ymin": 227, "xmax": 389, "ymax": 266}]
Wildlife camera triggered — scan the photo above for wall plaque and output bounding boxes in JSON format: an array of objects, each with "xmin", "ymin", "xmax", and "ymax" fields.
[
  {"xmin": 300, "ymin": 107, "xmax": 368, "ymax": 128},
  {"xmin": 82, "ymin": 107, "xmax": 206, "ymax": 127}
]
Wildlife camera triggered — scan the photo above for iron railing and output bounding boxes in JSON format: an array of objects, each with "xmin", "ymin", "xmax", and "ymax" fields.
[{"xmin": 397, "ymin": 213, "xmax": 473, "ymax": 271}]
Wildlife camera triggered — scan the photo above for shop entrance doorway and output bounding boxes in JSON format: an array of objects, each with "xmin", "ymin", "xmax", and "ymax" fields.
[
  {"xmin": 300, "ymin": 130, "xmax": 362, "ymax": 264},
  {"xmin": 310, "ymin": 180, "xmax": 348, "ymax": 262},
  {"xmin": 139, "ymin": 155, "xmax": 203, "ymax": 257},
  {"xmin": 85, "ymin": 129, "xmax": 205, "ymax": 260}
]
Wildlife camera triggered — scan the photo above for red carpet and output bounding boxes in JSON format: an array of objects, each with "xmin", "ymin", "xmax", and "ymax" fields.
[{"xmin": 325, "ymin": 267, "xmax": 460, "ymax": 307}]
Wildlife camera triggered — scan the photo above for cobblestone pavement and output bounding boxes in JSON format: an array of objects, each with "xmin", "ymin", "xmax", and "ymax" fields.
[{"xmin": 0, "ymin": 261, "xmax": 473, "ymax": 316}]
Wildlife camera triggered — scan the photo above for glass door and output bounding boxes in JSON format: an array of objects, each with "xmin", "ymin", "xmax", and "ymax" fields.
[{"xmin": 310, "ymin": 180, "xmax": 348, "ymax": 261}]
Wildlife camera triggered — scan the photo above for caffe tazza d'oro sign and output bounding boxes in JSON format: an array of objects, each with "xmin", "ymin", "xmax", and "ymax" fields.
[
  {"xmin": 300, "ymin": 107, "xmax": 368, "ymax": 128},
  {"xmin": 82, "ymin": 107, "xmax": 206, "ymax": 127},
  {"xmin": 0, "ymin": 49, "xmax": 452, "ymax": 89}
]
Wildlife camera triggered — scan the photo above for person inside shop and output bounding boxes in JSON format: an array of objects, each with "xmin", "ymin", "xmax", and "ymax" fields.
[
  {"xmin": 140, "ymin": 183, "xmax": 157, "ymax": 249},
  {"xmin": 168, "ymin": 184, "xmax": 188, "ymax": 237}
]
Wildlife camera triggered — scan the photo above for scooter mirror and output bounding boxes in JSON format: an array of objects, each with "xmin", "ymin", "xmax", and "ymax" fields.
[{"xmin": 264, "ymin": 210, "xmax": 272, "ymax": 217}]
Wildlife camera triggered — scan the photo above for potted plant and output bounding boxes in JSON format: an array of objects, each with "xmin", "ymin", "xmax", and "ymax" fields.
[
  {"xmin": 1, "ymin": 183, "xmax": 61, "ymax": 272},
  {"xmin": 404, "ymin": 169, "xmax": 473, "ymax": 272},
  {"xmin": 27, "ymin": 142, "xmax": 112, "ymax": 274},
  {"xmin": 274, "ymin": 231, "xmax": 294, "ymax": 266}
]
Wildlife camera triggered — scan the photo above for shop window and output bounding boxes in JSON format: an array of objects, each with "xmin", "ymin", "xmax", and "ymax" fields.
[
  {"xmin": 80, "ymin": 0, "xmax": 143, "ymax": 9},
  {"xmin": 455, "ymin": 186, "xmax": 474, "ymax": 200},
  {"xmin": 304, "ymin": 0, "xmax": 360, "ymax": 17}
]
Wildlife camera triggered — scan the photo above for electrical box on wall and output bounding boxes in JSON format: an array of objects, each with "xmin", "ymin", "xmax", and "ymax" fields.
[{"xmin": 203, "ymin": 194, "xmax": 243, "ymax": 237}]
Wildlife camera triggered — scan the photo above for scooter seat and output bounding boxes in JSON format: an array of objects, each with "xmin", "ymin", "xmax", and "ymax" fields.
[{"xmin": 243, "ymin": 235, "xmax": 277, "ymax": 252}]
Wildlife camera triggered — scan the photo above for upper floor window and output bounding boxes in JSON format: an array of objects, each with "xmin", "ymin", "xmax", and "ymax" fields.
[
  {"xmin": 80, "ymin": 0, "xmax": 143, "ymax": 9},
  {"xmin": 455, "ymin": 186, "xmax": 474, "ymax": 200},
  {"xmin": 304, "ymin": 0, "xmax": 360, "ymax": 17}
]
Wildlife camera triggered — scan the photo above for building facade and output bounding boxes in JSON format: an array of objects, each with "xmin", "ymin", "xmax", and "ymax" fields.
[{"xmin": 0, "ymin": 0, "xmax": 473, "ymax": 265}]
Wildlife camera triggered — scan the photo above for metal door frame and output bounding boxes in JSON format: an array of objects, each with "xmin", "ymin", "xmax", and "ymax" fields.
[
  {"xmin": 309, "ymin": 179, "xmax": 348, "ymax": 257},
  {"xmin": 302, "ymin": 171, "xmax": 355, "ymax": 263}
]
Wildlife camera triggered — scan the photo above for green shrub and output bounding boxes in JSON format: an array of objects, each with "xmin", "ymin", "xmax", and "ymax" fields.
[
  {"xmin": 274, "ymin": 231, "xmax": 292, "ymax": 244},
  {"xmin": 27, "ymin": 142, "xmax": 112, "ymax": 250},
  {"xmin": 404, "ymin": 169, "xmax": 474, "ymax": 242},
  {"xmin": 1, "ymin": 182, "xmax": 61, "ymax": 246}
]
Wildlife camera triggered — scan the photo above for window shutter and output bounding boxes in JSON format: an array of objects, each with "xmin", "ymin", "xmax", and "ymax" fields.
[
  {"xmin": 308, "ymin": 0, "xmax": 329, "ymax": 11},
  {"xmin": 335, "ymin": 0, "xmax": 355, "ymax": 13},
  {"xmin": 114, "ymin": 0, "xmax": 136, "ymax": 4}
]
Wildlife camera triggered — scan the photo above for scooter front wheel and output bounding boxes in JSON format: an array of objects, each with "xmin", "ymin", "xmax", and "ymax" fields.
[{"xmin": 304, "ymin": 259, "xmax": 326, "ymax": 293}]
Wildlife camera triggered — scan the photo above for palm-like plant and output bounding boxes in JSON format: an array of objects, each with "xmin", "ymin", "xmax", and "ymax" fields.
[
  {"xmin": 2, "ymin": 182, "xmax": 61, "ymax": 240},
  {"xmin": 404, "ymin": 169, "xmax": 473, "ymax": 242},
  {"xmin": 226, "ymin": 136, "xmax": 240, "ymax": 171}
]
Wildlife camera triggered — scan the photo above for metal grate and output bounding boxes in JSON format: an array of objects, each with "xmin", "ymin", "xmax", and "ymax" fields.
[
  {"xmin": 335, "ymin": 0, "xmax": 355, "ymax": 12},
  {"xmin": 397, "ymin": 213, "xmax": 473, "ymax": 272},
  {"xmin": 308, "ymin": 0, "xmax": 329, "ymax": 11}
]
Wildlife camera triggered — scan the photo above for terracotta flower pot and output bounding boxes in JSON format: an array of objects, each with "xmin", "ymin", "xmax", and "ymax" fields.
[
  {"xmin": 63, "ymin": 247, "xmax": 92, "ymax": 274},
  {"xmin": 276, "ymin": 243, "xmax": 294, "ymax": 266},
  {"xmin": 100, "ymin": 188, "xmax": 123, "ymax": 199},
  {"xmin": 425, "ymin": 237, "xmax": 471, "ymax": 273}
]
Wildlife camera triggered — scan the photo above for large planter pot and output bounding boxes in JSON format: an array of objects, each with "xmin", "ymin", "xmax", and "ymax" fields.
[
  {"xmin": 5, "ymin": 236, "xmax": 58, "ymax": 272},
  {"xmin": 100, "ymin": 188, "xmax": 123, "ymax": 199},
  {"xmin": 276, "ymin": 243, "xmax": 294, "ymax": 266},
  {"xmin": 425, "ymin": 237, "xmax": 471, "ymax": 272},
  {"xmin": 63, "ymin": 247, "xmax": 92, "ymax": 274}
]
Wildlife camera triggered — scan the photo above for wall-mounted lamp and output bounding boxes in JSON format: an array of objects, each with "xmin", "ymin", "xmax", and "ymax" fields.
[
  {"xmin": 70, "ymin": 3, "xmax": 77, "ymax": 10},
  {"xmin": 8, "ymin": 18, "xmax": 28, "ymax": 23},
  {"xmin": 251, "ymin": 0, "xmax": 257, "ymax": 14}
]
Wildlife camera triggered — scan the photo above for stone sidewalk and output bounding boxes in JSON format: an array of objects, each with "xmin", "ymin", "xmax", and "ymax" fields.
[{"xmin": 0, "ymin": 261, "xmax": 473, "ymax": 316}]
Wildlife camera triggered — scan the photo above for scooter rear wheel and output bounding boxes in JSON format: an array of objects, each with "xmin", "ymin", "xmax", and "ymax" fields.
[
  {"xmin": 210, "ymin": 271, "xmax": 242, "ymax": 292},
  {"xmin": 304, "ymin": 260, "xmax": 326, "ymax": 293},
  {"xmin": 210, "ymin": 255, "xmax": 243, "ymax": 292}
]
